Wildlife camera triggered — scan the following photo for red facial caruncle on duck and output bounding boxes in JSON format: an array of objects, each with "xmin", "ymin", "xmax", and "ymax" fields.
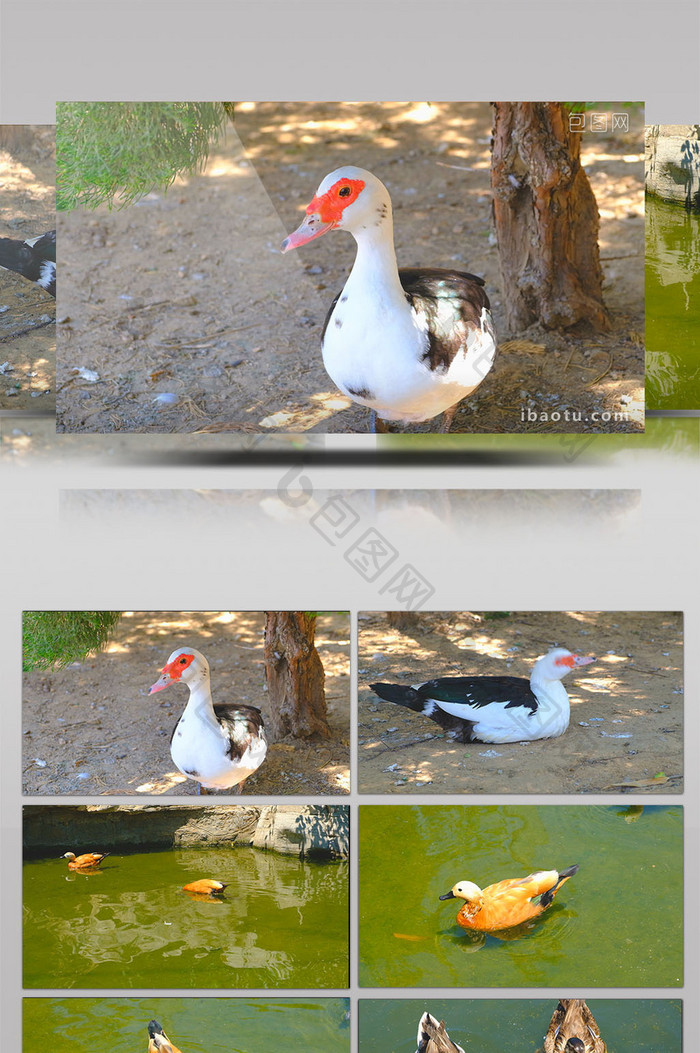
[
  {"xmin": 308, "ymin": 178, "xmax": 365, "ymax": 224},
  {"xmin": 149, "ymin": 651, "xmax": 197, "ymax": 693},
  {"xmin": 280, "ymin": 178, "xmax": 365, "ymax": 252},
  {"xmin": 164, "ymin": 652, "xmax": 196, "ymax": 679}
]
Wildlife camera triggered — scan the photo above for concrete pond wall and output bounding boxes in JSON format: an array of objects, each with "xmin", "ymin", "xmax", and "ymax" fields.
[
  {"xmin": 24, "ymin": 803, "xmax": 349, "ymax": 860},
  {"xmin": 645, "ymin": 125, "xmax": 700, "ymax": 209}
]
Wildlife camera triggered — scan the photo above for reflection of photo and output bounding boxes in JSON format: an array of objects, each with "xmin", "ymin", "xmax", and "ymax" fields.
[{"xmin": 56, "ymin": 102, "xmax": 644, "ymax": 435}]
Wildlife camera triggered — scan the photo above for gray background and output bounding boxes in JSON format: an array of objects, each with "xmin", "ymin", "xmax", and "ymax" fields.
[{"xmin": 2, "ymin": 0, "xmax": 699, "ymax": 1048}]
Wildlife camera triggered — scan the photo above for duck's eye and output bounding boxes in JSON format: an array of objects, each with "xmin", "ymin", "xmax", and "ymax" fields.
[
  {"xmin": 338, "ymin": 185, "xmax": 351, "ymax": 197},
  {"xmin": 179, "ymin": 657, "xmax": 187, "ymax": 665}
]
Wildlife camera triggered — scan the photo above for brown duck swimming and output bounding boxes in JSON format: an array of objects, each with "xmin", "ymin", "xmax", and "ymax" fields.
[
  {"xmin": 61, "ymin": 851, "xmax": 109, "ymax": 871},
  {"xmin": 415, "ymin": 1012, "xmax": 465, "ymax": 1053},
  {"xmin": 540, "ymin": 999, "xmax": 607, "ymax": 1053}
]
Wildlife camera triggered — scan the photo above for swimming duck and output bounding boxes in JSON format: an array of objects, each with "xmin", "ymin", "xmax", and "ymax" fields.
[
  {"xmin": 281, "ymin": 166, "xmax": 497, "ymax": 432},
  {"xmin": 415, "ymin": 1012, "xmax": 465, "ymax": 1053},
  {"xmin": 540, "ymin": 999, "xmax": 607, "ymax": 1053},
  {"xmin": 0, "ymin": 230, "xmax": 56, "ymax": 296},
  {"xmin": 182, "ymin": 879, "xmax": 228, "ymax": 896},
  {"xmin": 370, "ymin": 648, "xmax": 595, "ymax": 743},
  {"xmin": 440, "ymin": 864, "xmax": 579, "ymax": 931},
  {"xmin": 147, "ymin": 1021, "xmax": 183, "ymax": 1053},
  {"xmin": 61, "ymin": 851, "xmax": 109, "ymax": 870},
  {"xmin": 149, "ymin": 647, "xmax": 268, "ymax": 794}
]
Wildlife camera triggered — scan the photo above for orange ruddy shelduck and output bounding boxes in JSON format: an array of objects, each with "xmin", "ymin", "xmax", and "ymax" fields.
[
  {"xmin": 182, "ymin": 879, "xmax": 228, "ymax": 895},
  {"xmin": 439, "ymin": 864, "xmax": 579, "ymax": 931},
  {"xmin": 147, "ymin": 1020, "xmax": 183, "ymax": 1053},
  {"xmin": 61, "ymin": 851, "xmax": 109, "ymax": 870}
]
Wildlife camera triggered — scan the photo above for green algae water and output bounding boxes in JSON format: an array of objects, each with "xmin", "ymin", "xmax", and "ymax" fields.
[
  {"xmin": 23, "ymin": 997, "xmax": 350, "ymax": 1053},
  {"xmin": 646, "ymin": 194, "xmax": 700, "ymax": 409},
  {"xmin": 359, "ymin": 998, "xmax": 681, "ymax": 1053},
  {"xmin": 358, "ymin": 804, "xmax": 682, "ymax": 988},
  {"xmin": 23, "ymin": 847, "xmax": 348, "ymax": 988}
]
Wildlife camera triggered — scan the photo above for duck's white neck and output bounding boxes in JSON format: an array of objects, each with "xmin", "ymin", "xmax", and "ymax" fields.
[
  {"xmin": 347, "ymin": 215, "xmax": 406, "ymax": 302},
  {"xmin": 182, "ymin": 671, "xmax": 216, "ymax": 718},
  {"xmin": 530, "ymin": 668, "xmax": 569, "ymax": 710}
]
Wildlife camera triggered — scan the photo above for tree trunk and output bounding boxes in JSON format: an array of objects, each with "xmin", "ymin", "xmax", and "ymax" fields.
[
  {"xmin": 491, "ymin": 102, "xmax": 610, "ymax": 332},
  {"xmin": 386, "ymin": 611, "xmax": 419, "ymax": 632},
  {"xmin": 263, "ymin": 612, "xmax": 330, "ymax": 740}
]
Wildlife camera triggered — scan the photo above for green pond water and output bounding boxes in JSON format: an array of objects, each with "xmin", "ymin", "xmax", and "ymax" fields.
[
  {"xmin": 23, "ymin": 847, "xmax": 348, "ymax": 989},
  {"xmin": 358, "ymin": 804, "xmax": 682, "ymax": 988},
  {"xmin": 23, "ymin": 997, "xmax": 350, "ymax": 1053},
  {"xmin": 359, "ymin": 998, "xmax": 682, "ymax": 1053},
  {"xmin": 646, "ymin": 194, "xmax": 700, "ymax": 409}
]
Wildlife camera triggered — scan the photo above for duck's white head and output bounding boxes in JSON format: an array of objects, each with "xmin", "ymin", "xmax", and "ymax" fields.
[
  {"xmin": 534, "ymin": 648, "xmax": 596, "ymax": 682},
  {"xmin": 149, "ymin": 647, "xmax": 209, "ymax": 694},
  {"xmin": 439, "ymin": 880, "xmax": 483, "ymax": 904},
  {"xmin": 281, "ymin": 166, "xmax": 392, "ymax": 252}
]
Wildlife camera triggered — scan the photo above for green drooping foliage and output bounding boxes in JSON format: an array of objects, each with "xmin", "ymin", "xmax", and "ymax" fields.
[
  {"xmin": 56, "ymin": 102, "xmax": 234, "ymax": 211},
  {"xmin": 23, "ymin": 611, "xmax": 123, "ymax": 670}
]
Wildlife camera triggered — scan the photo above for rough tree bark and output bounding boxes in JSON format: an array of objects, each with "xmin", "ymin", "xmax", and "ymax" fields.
[
  {"xmin": 491, "ymin": 102, "xmax": 611, "ymax": 332},
  {"xmin": 386, "ymin": 611, "xmax": 419, "ymax": 632},
  {"xmin": 264, "ymin": 612, "xmax": 330, "ymax": 740}
]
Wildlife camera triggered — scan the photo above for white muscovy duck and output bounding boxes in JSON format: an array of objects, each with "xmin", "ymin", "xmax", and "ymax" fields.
[
  {"xmin": 281, "ymin": 166, "xmax": 496, "ymax": 432},
  {"xmin": 0, "ymin": 230, "xmax": 55, "ymax": 297},
  {"xmin": 149, "ymin": 647, "xmax": 268, "ymax": 793},
  {"xmin": 370, "ymin": 648, "xmax": 595, "ymax": 743}
]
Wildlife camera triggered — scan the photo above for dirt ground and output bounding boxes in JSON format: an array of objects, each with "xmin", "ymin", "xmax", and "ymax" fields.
[
  {"xmin": 56, "ymin": 102, "xmax": 644, "ymax": 434},
  {"xmin": 0, "ymin": 125, "xmax": 56, "ymax": 413},
  {"xmin": 358, "ymin": 611, "xmax": 683, "ymax": 794},
  {"xmin": 22, "ymin": 611, "xmax": 349, "ymax": 796}
]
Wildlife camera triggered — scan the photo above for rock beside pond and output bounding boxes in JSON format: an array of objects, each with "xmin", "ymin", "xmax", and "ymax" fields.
[
  {"xmin": 253, "ymin": 804, "xmax": 350, "ymax": 860},
  {"xmin": 24, "ymin": 804, "xmax": 350, "ymax": 860},
  {"xmin": 645, "ymin": 125, "xmax": 700, "ymax": 209}
]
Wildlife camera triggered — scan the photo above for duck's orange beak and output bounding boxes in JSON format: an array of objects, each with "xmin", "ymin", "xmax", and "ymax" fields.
[
  {"xmin": 281, "ymin": 211, "xmax": 334, "ymax": 252},
  {"xmin": 149, "ymin": 671, "xmax": 173, "ymax": 694}
]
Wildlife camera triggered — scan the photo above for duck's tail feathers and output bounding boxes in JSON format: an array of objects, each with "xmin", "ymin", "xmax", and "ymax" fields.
[
  {"xmin": 370, "ymin": 682, "xmax": 480, "ymax": 741},
  {"xmin": 539, "ymin": 864, "xmax": 579, "ymax": 908}
]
